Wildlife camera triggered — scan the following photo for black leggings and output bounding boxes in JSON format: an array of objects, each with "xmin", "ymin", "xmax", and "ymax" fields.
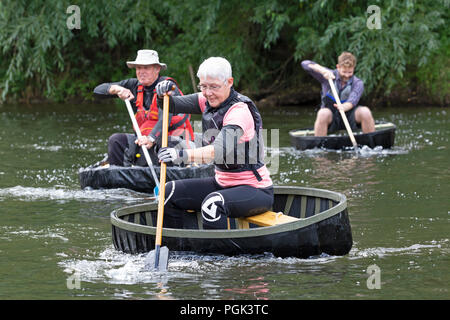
[
  {"xmin": 163, "ymin": 177, "xmax": 274, "ymax": 229},
  {"xmin": 107, "ymin": 133, "xmax": 190, "ymax": 166},
  {"xmin": 107, "ymin": 133, "xmax": 159, "ymax": 166}
]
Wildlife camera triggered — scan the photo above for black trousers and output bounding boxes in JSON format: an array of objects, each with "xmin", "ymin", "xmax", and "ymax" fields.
[
  {"xmin": 323, "ymin": 96, "xmax": 361, "ymax": 133},
  {"xmin": 162, "ymin": 177, "xmax": 274, "ymax": 229},
  {"xmin": 107, "ymin": 133, "xmax": 159, "ymax": 166},
  {"xmin": 107, "ymin": 133, "xmax": 191, "ymax": 166}
]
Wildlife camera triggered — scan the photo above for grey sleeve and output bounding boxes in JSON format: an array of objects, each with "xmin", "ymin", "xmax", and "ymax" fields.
[
  {"xmin": 93, "ymin": 83, "xmax": 114, "ymax": 97},
  {"xmin": 152, "ymin": 93, "xmax": 201, "ymax": 140},
  {"xmin": 301, "ymin": 60, "xmax": 329, "ymax": 84},
  {"xmin": 213, "ymin": 125, "xmax": 244, "ymax": 166},
  {"xmin": 93, "ymin": 79, "xmax": 138, "ymax": 98},
  {"xmin": 169, "ymin": 94, "xmax": 203, "ymax": 114}
]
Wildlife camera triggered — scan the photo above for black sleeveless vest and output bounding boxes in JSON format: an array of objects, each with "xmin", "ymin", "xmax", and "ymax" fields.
[{"xmin": 201, "ymin": 88, "xmax": 265, "ymax": 180}]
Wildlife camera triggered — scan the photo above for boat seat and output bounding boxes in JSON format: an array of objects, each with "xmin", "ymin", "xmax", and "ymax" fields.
[
  {"xmin": 236, "ymin": 211, "xmax": 299, "ymax": 228},
  {"xmin": 187, "ymin": 209, "xmax": 299, "ymax": 229}
]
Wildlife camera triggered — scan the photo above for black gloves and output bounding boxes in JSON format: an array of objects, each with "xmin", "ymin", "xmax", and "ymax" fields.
[
  {"xmin": 156, "ymin": 80, "xmax": 175, "ymax": 97},
  {"xmin": 156, "ymin": 80, "xmax": 176, "ymax": 110}
]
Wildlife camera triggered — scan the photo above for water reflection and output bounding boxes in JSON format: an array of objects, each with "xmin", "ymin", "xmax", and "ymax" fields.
[
  {"xmin": 223, "ymin": 276, "xmax": 270, "ymax": 300},
  {"xmin": 54, "ymin": 239, "xmax": 448, "ymax": 299},
  {"xmin": 308, "ymin": 153, "xmax": 378, "ymax": 194},
  {"xmin": 276, "ymin": 146, "xmax": 390, "ymax": 192}
]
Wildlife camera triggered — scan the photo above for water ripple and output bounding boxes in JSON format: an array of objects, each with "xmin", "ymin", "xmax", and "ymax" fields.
[
  {"xmin": 57, "ymin": 239, "xmax": 448, "ymax": 288},
  {"xmin": 349, "ymin": 241, "xmax": 447, "ymax": 259},
  {"xmin": 0, "ymin": 185, "xmax": 152, "ymax": 202}
]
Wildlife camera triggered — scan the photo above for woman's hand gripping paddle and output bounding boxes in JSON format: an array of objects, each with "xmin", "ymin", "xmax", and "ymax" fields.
[
  {"xmin": 144, "ymin": 89, "xmax": 173, "ymax": 271},
  {"xmin": 328, "ymin": 78, "xmax": 359, "ymax": 152},
  {"xmin": 124, "ymin": 99, "xmax": 160, "ymax": 196}
]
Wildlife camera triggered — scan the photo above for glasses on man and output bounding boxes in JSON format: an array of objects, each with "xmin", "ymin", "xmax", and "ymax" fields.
[{"xmin": 197, "ymin": 82, "xmax": 226, "ymax": 92}]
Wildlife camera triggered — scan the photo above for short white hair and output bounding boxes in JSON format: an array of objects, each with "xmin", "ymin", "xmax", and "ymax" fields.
[{"xmin": 197, "ymin": 57, "xmax": 232, "ymax": 82}]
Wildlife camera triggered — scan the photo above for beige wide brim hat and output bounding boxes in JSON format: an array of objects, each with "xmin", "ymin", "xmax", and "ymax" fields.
[{"xmin": 126, "ymin": 49, "xmax": 167, "ymax": 70}]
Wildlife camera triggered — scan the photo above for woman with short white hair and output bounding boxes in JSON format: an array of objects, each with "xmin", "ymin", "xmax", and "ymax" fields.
[
  {"xmin": 197, "ymin": 56, "xmax": 232, "ymax": 81},
  {"xmin": 155, "ymin": 56, "xmax": 274, "ymax": 229}
]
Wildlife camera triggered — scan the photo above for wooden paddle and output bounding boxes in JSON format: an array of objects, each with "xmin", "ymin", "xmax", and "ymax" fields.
[
  {"xmin": 125, "ymin": 99, "xmax": 160, "ymax": 195},
  {"xmin": 327, "ymin": 78, "xmax": 358, "ymax": 150},
  {"xmin": 144, "ymin": 92, "xmax": 172, "ymax": 271}
]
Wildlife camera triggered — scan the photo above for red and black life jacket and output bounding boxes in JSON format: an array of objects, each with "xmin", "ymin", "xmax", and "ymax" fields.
[{"xmin": 135, "ymin": 77, "xmax": 194, "ymax": 141}]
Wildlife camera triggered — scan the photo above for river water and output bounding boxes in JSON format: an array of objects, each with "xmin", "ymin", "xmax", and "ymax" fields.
[{"xmin": 0, "ymin": 102, "xmax": 448, "ymax": 300}]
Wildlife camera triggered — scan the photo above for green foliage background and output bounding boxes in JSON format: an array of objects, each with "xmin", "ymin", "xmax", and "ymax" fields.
[{"xmin": 0, "ymin": 0, "xmax": 448, "ymax": 105}]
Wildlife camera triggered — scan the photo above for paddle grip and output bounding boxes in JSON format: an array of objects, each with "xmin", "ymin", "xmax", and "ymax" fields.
[{"xmin": 328, "ymin": 79, "xmax": 358, "ymax": 148}]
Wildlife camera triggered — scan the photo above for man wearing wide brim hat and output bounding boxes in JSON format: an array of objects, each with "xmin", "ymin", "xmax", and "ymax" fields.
[
  {"xmin": 93, "ymin": 49, "xmax": 194, "ymax": 167},
  {"xmin": 126, "ymin": 49, "xmax": 167, "ymax": 70}
]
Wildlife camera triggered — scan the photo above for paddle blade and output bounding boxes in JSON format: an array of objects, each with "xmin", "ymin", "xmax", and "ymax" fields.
[{"xmin": 144, "ymin": 246, "xmax": 169, "ymax": 272}]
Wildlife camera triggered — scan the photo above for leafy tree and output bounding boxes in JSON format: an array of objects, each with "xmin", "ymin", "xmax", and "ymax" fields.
[
  {"xmin": 0, "ymin": 0, "xmax": 447, "ymax": 105},
  {"xmin": 250, "ymin": 0, "xmax": 448, "ymax": 103}
]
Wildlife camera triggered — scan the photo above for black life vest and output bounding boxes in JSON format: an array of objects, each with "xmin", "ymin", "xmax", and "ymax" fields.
[{"xmin": 201, "ymin": 88, "xmax": 265, "ymax": 180}]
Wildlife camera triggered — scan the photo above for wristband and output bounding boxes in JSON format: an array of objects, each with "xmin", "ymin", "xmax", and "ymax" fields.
[{"xmin": 179, "ymin": 149, "xmax": 189, "ymax": 162}]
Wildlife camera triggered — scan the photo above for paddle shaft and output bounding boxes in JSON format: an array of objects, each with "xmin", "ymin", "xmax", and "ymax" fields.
[
  {"xmin": 124, "ymin": 99, "xmax": 160, "ymax": 189},
  {"xmin": 154, "ymin": 93, "xmax": 170, "ymax": 268},
  {"xmin": 328, "ymin": 78, "xmax": 358, "ymax": 148}
]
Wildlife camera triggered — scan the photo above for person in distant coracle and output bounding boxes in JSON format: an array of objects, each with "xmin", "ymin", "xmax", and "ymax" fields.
[
  {"xmin": 93, "ymin": 49, "xmax": 194, "ymax": 166},
  {"xmin": 154, "ymin": 57, "xmax": 274, "ymax": 230},
  {"xmin": 301, "ymin": 52, "xmax": 375, "ymax": 136}
]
